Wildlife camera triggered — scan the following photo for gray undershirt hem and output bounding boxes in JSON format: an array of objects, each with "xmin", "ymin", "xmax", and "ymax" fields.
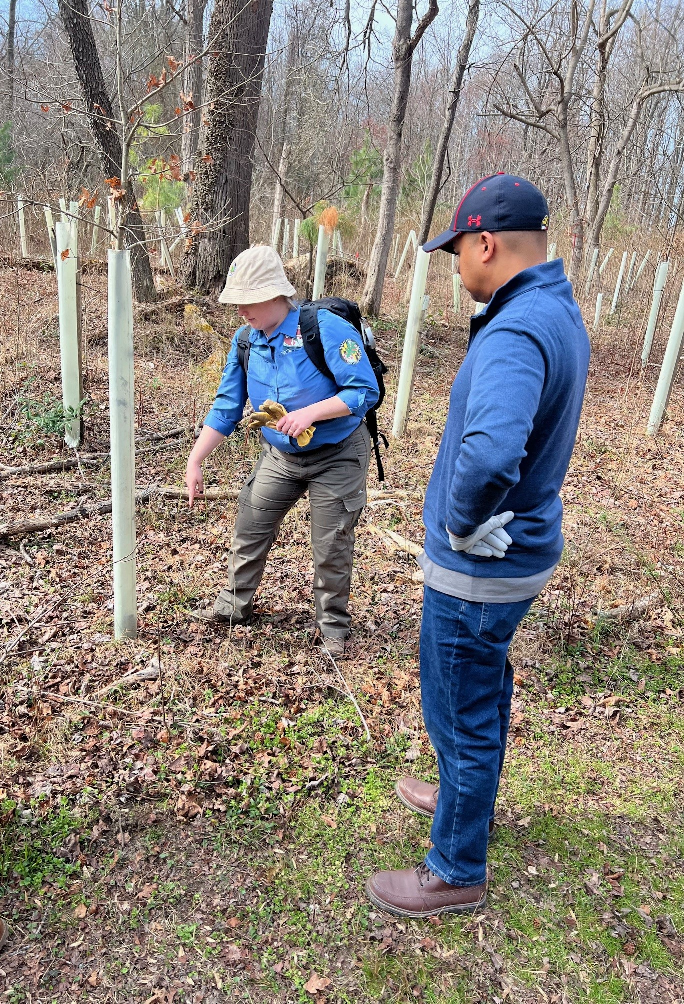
[{"xmin": 418, "ymin": 551, "xmax": 557, "ymax": 603}]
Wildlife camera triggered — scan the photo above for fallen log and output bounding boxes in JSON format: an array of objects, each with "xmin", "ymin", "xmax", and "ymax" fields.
[{"xmin": 0, "ymin": 486, "xmax": 406, "ymax": 542}]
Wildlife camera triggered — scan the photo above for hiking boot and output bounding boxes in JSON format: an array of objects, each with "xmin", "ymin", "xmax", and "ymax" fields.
[
  {"xmin": 395, "ymin": 776, "xmax": 496, "ymax": 835},
  {"xmin": 395, "ymin": 777, "xmax": 439, "ymax": 817},
  {"xmin": 321, "ymin": 636, "xmax": 345, "ymax": 658},
  {"xmin": 188, "ymin": 606, "xmax": 251, "ymax": 626},
  {"xmin": 0, "ymin": 918, "xmax": 8, "ymax": 951},
  {"xmin": 312, "ymin": 628, "xmax": 346, "ymax": 659},
  {"xmin": 366, "ymin": 863, "xmax": 486, "ymax": 918}
]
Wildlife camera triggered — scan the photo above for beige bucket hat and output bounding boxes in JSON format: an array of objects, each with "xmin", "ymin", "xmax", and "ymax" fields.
[{"xmin": 218, "ymin": 245, "xmax": 296, "ymax": 305}]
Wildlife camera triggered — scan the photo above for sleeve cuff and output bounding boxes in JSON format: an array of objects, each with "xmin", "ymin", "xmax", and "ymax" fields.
[
  {"xmin": 337, "ymin": 388, "xmax": 366, "ymax": 417},
  {"xmin": 204, "ymin": 411, "xmax": 236, "ymax": 438}
]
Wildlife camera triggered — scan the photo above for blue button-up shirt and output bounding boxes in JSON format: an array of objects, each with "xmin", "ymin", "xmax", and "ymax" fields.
[{"xmin": 204, "ymin": 307, "xmax": 379, "ymax": 453}]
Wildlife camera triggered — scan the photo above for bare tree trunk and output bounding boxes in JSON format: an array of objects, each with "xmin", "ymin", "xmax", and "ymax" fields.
[
  {"xmin": 417, "ymin": 0, "xmax": 479, "ymax": 245},
  {"xmin": 270, "ymin": 28, "xmax": 298, "ymax": 243},
  {"xmin": 6, "ymin": 0, "xmax": 16, "ymax": 112},
  {"xmin": 181, "ymin": 0, "xmax": 207, "ymax": 178},
  {"xmin": 360, "ymin": 0, "xmax": 439, "ymax": 317},
  {"xmin": 271, "ymin": 138, "xmax": 290, "ymax": 239},
  {"xmin": 180, "ymin": 0, "xmax": 273, "ymax": 294},
  {"xmin": 589, "ymin": 82, "xmax": 684, "ymax": 251},
  {"xmin": 585, "ymin": 0, "xmax": 634, "ymax": 240},
  {"xmin": 360, "ymin": 182, "xmax": 373, "ymax": 223},
  {"xmin": 57, "ymin": 0, "xmax": 156, "ymax": 302}
]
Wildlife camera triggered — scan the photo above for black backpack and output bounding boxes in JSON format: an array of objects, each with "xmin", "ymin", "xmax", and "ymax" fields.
[{"xmin": 236, "ymin": 297, "xmax": 389, "ymax": 481}]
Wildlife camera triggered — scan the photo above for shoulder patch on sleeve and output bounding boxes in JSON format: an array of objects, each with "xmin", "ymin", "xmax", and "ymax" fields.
[{"xmin": 339, "ymin": 338, "xmax": 362, "ymax": 364}]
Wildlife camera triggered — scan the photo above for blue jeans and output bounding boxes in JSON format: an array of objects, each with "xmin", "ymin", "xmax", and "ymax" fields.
[{"xmin": 420, "ymin": 586, "xmax": 535, "ymax": 886}]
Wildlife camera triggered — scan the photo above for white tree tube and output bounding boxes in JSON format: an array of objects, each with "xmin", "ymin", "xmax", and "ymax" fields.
[
  {"xmin": 392, "ymin": 233, "xmax": 400, "ymax": 271},
  {"xmin": 625, "ymin": 250, "xmax": 637, "ymax": 289},
  {"xmin": 394, "ymin": 230, "xmax": 417, "ymax": 278},
  {"xmin": 55, "ymin": 221, "xmax": 81, "ymax": 448},
  {"xmin": 547, "ymin": 242, "xmax": 557, "ymax": 261},
  {"xmin": 282, "ymin": 218, "xmax": 290, "ymax": 258},
  {"xmin": 641, "ymin": 261, "xmax": 669, "ymax": 366},
  {"xmin": 91, "ymin": 205, "xmax": 101, "ymax": 254},
  {"xmin": 157, "ymin": 210, "xmax": 174, "ymax": 276},
  {"xmin": 271, "ymin": 217, "xmax": 282, "ymax": 250},
  {"xmin": 293, "ymin": 218, "xmax": 300, "ymax": 259},
  {"xmin": 593, "ymin": 292, "xmax": 603, "ymax": 331},
  {"xmin": 610, "ymin": 251, "xmax": 628, "ymax": 314},
  {"xmin": 107, "ymin": 196, "xmax": 117, "ymax": 245},
  {"xmin": 392, "ymin": 246, "xmax": 430, "ymax": 438},
  {"xmin": 44, "ymin": 206, "xmax": 57, "ymax": 268},
  {"xmin": 335, "ymin": 229, "xmax": 344, "ymax": 256},
  {"xmin": 598, "ymin": 248, "xmax": 614, "ymax": 275},
  {"xmin": 59, "ymin": 197, "xmax": 67, "ymax": 214},
  {"xmin": 647, "ymin": 274, "xmax": 684, "ymax": 436},
  {"xmin": 69, "ymin": 201, "xmax": 79, "ymax": 255},
  {"xmin": 584, "ymin": 247, "xmax": 599, "ymax": 296},
  {"xmin": 108, "ymin": 249, "xmax": 138, "ymax": 639},
  {"xmin": 312, "ymin": 225, "xmax": 329, "ymax": 300},
  {"xmin": 17, "ymin": 195, "xmax": 28, "ymax": 257},
  {"xmin": 631, "ymin": 250, "xmax": 651, "ymax": 289},
  {"xmin": 169, "ymin": 207, "xmax": 187, "ymax": 253},
  {"xmin": 452, "ymin": 273, "xmax": 461, "ymax": 311}
]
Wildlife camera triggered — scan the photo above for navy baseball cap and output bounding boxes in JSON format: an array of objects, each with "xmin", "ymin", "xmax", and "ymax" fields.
[{"xmin": 423, "ymin": 173, "xmax": 549, "ymax": 253}]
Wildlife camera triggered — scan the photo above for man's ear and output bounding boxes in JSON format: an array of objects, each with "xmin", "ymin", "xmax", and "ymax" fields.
[{"xmin": 480, "ymin": 231, "xmax": 495, "ymax": 263}]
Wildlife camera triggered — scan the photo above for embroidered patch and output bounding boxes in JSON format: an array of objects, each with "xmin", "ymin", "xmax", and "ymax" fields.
[
  {"xmin": 339, "ymin": 338, "xmax": 362, "ymax": 364},
  {"xmin": 283, "ymin": 327, "xmax": 303, "ymax": 349},
  {"xmin": 541, "ymin": 214, "xmax": 549, "ymax": 230},
  {"xmin": 228, "ymin": 259, "xmax": 238, "ymax": 275}
]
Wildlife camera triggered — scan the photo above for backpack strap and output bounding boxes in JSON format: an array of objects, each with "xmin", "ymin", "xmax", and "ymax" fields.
[
  {"xmin": 236, "ymin": 325, "xmax": 251, "ymax": 374},
  {"xmin": 299, "ymin": 302, "xmax": 387, "ymax": 482},
  {"xmin": 299, "ymin": 303, "xmax": 335, "ymax": 383}
]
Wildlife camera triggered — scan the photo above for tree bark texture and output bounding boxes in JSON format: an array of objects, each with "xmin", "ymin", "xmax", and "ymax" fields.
[
  {"xmin": 360, "ymin": 0, "xmax": 439, "ymax": 316},
  {"xmin": 181, "ymin": 0, "xmax": 207, "ymax": 178},
  {"xmin": 417, "ymin": 0, "xmax": 479, "ymax": 246},
  {"xmin": 57, "ymin": 0, "xmax": 156, "ymax": 301},
  {"xmin": 180, "ymin": 0, "xmax": 274, "ymax": 294}
]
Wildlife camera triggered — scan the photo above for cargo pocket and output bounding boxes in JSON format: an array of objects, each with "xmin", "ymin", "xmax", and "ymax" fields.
[{"xmin": 342, "ymin": 487, "xmax": 366, "ymax": 513}]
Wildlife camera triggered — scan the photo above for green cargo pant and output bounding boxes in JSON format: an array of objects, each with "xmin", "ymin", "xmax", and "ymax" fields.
[{"xmin": 213, "ymin": 423, "xmax": 371, "ymax": 638}]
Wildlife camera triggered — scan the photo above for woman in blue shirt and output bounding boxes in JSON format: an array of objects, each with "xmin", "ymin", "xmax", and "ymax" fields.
[{"xmin": 185, "ymin": 245, "xmax": 379, "ymax": 656}]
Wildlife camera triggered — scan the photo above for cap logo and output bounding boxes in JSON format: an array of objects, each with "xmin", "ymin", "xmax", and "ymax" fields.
[
  {"xmin": 228, "ymin": 260, "xmax": 238, "ymax": 275},
  {"xmin": 467, "ymin": 215, "xmax": 482, "ymax": 227},
  {"xmin": 541, "ymin": 214, "xmax": 549, "ymax": 230}
]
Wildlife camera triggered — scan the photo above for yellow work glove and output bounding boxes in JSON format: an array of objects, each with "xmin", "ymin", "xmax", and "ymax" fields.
[{"xmin": 247, "ymin": 399, "xmax": 315, "ymax": 448}]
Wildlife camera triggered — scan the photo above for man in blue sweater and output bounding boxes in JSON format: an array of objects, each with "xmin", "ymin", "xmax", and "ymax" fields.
[{"xmin": 366, "ymin": 174, "xmax": 590, "ymax": 917}]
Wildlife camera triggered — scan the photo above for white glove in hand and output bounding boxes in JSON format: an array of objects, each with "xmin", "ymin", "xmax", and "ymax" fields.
[{"xmin": 447, "ymin": 511, "xmax": 514, "ymax": 559}]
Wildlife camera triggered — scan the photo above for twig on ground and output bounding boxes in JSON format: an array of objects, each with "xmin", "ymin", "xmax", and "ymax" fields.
[
  {"xmin": 40, "ymin": 690, "xmax": 162, "ymax": 719},
  {"xmin": 96, "ymin": 667, "xmax": 159, "ymax": 697},
  {"xmin": 366, "ymin": 523, "xmax": 422, "ymax": 557},
  {"xmin": 19, "ymin": 541, "xmax": 34, "ymax": 566},
  {"xmin": 321, "ymin": 643, "xmax": 371, "ymax": 742},
  {"xmin": 1, "ymin": 597, "xmax": 61, "ymax": 663}
]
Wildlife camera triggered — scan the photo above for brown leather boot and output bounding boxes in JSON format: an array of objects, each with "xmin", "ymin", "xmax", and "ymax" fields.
[
  {"xmin": 366, "ymin": 863, "xmax": 486, "ymax": 918},
  {"xmin": 395, "ymin": 776, "xmax": 438, "ymax": 817},
  {"xmin": 395, "ymin": 776, "xmax": 495, "ymax": 835}
]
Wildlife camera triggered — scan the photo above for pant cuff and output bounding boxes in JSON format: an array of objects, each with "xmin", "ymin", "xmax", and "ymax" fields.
[{"xmin": 424, "ymin": 850, "xmax": 487, "ymax": 888}]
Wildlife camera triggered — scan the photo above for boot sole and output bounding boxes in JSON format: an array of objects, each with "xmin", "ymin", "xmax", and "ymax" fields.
[
  {"xmin": 394, "ymin": 781, "xmax": 435, "ymax": 818},
  {"xmin": 365, "ymin": 880, "xmax": 485, "ymax": 918}
]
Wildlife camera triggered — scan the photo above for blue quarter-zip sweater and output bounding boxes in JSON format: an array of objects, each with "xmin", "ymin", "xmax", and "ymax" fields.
[
  {"xmin": 204, "ymin": 307, "xmax": 379, "ymax": 452},
  {"xmin": 423, "ymin": 259, "xmax": 590, "ymax": 579}
]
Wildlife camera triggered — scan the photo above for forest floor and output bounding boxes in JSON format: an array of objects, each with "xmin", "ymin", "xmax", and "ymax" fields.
[{"xmin": 1, "ymin": 260, "xmax": 684, "ymax": 1004}]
